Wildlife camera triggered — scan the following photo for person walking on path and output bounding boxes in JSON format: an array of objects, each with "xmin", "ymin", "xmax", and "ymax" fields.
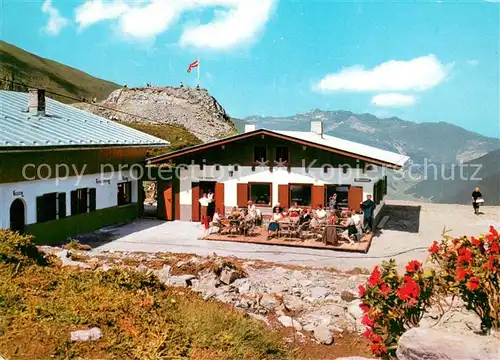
[
  {"xmin": 360, "ymin": 194, "xmax": 376, "ymax": 233},
  {"xmin": 472, "ymin": 187, "xmax": 483, "ymax": 215}
]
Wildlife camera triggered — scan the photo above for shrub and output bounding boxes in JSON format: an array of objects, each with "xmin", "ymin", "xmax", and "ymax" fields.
[
  {"xmin": 359, "ymin": 259, "xmax": 437, "ymax": 357},
  {"xmin": 428, "ymin": 225, "xmax": 499, "ymax": 332},
  {"xmin": 0, "ymin": 230, "xmax": 48, "ymax": 267},
  {"xmin": 359, "ymin": 226, "xmax": 499, "ymax": 357}
]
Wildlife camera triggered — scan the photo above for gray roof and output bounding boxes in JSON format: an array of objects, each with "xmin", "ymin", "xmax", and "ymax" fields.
[{"xmin": 0, "ymin": 90, "xmax": 170, "ymax": 149}]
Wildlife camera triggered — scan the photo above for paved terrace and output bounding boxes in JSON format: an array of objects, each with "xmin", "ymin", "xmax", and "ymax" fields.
[{"xmin": 88, "ymin": 201, "xmax": 499, "ymax": 271}]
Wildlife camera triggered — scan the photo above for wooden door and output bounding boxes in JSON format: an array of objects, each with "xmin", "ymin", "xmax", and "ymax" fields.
[
  {"xmin": 163, "ymin": 186, "xmax": 173, "ymax": 221},
  {"xmin": 237, "ymin": 183, "xmax": 248, "ymax": 207},
  {"xmin": 312, "ymin": 185, "xmax": 325, "ymax": 207},
  {"xmin": 191, "ymin": 182, "xmax": 200, "ymax": 222},
  {"xmin": 215, "ymin": 183, "xmax": 225, "ymax": 214},
  {"xmin": 348, "ymin": 186, "xmax": 363, "ymax": 212},
  {"xmin": 278, "ymin": 184, "xmax": 289, "ymax": 207}
]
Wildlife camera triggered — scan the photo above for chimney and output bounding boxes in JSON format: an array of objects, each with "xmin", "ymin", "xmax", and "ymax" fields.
[
  {"xmin": 311, "ymin": 120, "xmax": 323, "ymax": 136},
  {"xmin": 28, "ymin": 88, "xmax": 46, "ymax": 116},
  {"xmin": 244, "ymin": 124, "xmax": 256, "ymax": 133}
]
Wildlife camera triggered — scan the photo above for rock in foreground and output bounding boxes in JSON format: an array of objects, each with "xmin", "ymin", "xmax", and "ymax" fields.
[{"xmin": 397, "ymin": 328, "xmax": 500, "ymax": 360}]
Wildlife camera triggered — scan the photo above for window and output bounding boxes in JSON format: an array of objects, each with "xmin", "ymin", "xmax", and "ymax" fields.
[
  {"xmin": 71, "ymin": 188, "xmax": 88, "ymax": 215},
  {"xmin": 254, "ymin": 146, "xmax": 266, "ymax": 162},
  {"xmin": 117, "ymin": 181, "xmax": 132, "ymax": 206},
  {"xmin": 249, "ymin": 183, "xmax": 271, "ymax": 206},
  {"xmin": 275, "ymin": 146, "xmax": 289, "ymax": 163},
  {"xmin": 289, "ymin": 184, "xmax": 312, "ymax": 206},
  {"xmin": 36, "ymin": 193, "xmax": 57, "ymax": 222},
  {"xmin": 70, "ymin": 188, "xmax": 96, "ymax": 216}
]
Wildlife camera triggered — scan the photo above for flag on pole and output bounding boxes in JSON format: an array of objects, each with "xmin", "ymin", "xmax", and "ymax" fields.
[{"xmin": 187, "ymin": 60, "xmax": 199, "ymax": 73}]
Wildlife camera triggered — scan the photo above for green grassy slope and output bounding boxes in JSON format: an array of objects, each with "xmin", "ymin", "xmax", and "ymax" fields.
[{"xmin": 0, "ymin": 41, "xmax": 119, "ymax": 103}]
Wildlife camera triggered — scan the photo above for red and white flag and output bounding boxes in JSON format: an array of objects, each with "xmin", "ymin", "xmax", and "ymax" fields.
[{"xmin": 187, "ymin": 60, "xmax": 199, "ymax": 73}]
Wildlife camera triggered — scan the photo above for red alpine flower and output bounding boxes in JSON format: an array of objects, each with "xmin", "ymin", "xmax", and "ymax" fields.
[
  {"xmin": 429, "ymin": 241, "xmax": 440, "ymax": 254},
  {"xmin": 397, "ymin": 276, "xmax": 420, "ymax": 301},
  {"xmin": 361, "ymin": 314, "xmax": 375, "ymax": 327},
  {"xmin": 370, "ymin": 343, "xmax": 387, "ymax": 356},
  {"xmin": 358, "ymin": 284, "xmax": 366, "ymax": 297},
  {"xmin": 489, "ymin": 241, "xmax": 499, "ymax": 254},
  {"xmin": 458, "ymin": 247, "xmax": 473, "ymax": 265},
  {"xmin": 362, "ymin": 328, "xmax": 373, "ymax": 339},
  {"xmin": 367, "ymin": 266, "xmax": 382, "ymax": 286},
  {"xmin": 359, "ymin": 303, "xmax": 370, "ymax": 314},
  {"xmin": 471, "ymin": 236, "xmax": 482, "ymax": 246},
  {"xmin": 455, "ymin": 267, "xmax": 471, "ymax": 281},
  {"xmin": 405, "ymin": 260, "xmax": 421, "ymax": 273},
  {"xmin": 379, "ymin": 282, "xmax": 390, "ymax": 296},
  {"xmin": 489, "ymin": 226, "xmax": 498, "ymax": 238},
  {"xmin": 466, "ymin": 277, "xmax": 480, "ymax": 291}
]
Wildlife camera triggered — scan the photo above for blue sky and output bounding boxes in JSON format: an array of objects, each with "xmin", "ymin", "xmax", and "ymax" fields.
[{"xmin": 2, "ymin": 0, "xmax": 499, "ymax": 137}]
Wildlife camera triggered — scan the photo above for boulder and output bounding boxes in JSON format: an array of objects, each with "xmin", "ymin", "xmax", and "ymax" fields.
[
  {"xmin": 283, "ymin": 295, "xmax": 306, "ymax": 312},
  {"xmin": 260, "ymin": 294, "xmax": 279, "ymax": 310},
  {"xmin": 309, "ymin": 286, "xmax": 331, "ymax": 301},
  {"xmin": 397, "ymin": 328, "xmax": 500, "ymax": 360},
  {"xmin": 278, "ymin": 316, "xmax": 302, "ymax": 331},
  {"xmin": 348, "ymin": 299, "xmax": 363, "ymax": 320},
  {"xmin": 220, "ymin": 269, "xmax": 239, "ymax": 285},
  {"xmin": 167, "ymin": 275, "xmax": 196, "ymax": 287},
  {"xmin": 313, "ymin": 326, "xmax": 333, "ymax": 345},
  {"xmin": 154, "ymin": 265, "xmax": 171, "ymax": 283},
  {"xmin": 70, "ymin": 327, "xmax": 103, "ymax": 342}
]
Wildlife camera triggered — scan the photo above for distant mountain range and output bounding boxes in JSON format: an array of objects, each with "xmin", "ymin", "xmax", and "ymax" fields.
[
  {"xmin": 0, "ymin": 41, "xmax": 119, "ymax": 103},
  {"xmin": 405, "ymin": 149, "xmax": 500, "ymax": 205},
  {"xmin": 236, "ymin": 110, "xmax": 499, "ymax": 165}
]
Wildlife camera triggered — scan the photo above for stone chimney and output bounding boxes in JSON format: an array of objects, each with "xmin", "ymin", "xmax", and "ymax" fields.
[
  {"xmin": 311, "ymin": 120, "xmax": 323, "ymax": 136},
  {"xmin": 244, "ymin": 124, "xmax": 256, "ymax": 133},
  {"xmin": 28, "ymin": 88, "xmax": 46, "ymax": 116}
]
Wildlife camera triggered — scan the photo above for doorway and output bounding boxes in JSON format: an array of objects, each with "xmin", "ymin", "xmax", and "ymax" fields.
[
  {"xmin": 142, "ymin": 181, "xmax": 158, "ymax": 218},
  {"xmin": 10, "ymin": 198, "xmax": 25, "ymax": 233},
  {"xmin": 192, "ymin": 181, "xmax": 216, "ymax": 222}
]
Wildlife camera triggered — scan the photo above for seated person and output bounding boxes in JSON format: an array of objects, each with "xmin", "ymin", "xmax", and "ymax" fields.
[
  {"xmin": 311, "ymin": 204, "xmax": 328, "ymax": 227},
  {"xmin": 299, "ymin": 208, "xmax": 312, "ymax": 224},
  {"xmin": 341, "ymin": 208, "xmax": 362, "ymax": 244},
  {"xmin": 288, "ymin": 202, "xmax": 301, "ymax": 217},
  {"xmin": 327, "ymin": 212, "xmax": 338, "ymax": 225},
  {"xmin": 282, "ymin": 207, "xmax": 290, "ymax": 218},
  {"xmin": 208, "ymin": 210, "xmax": 223, "ymax": 234},
  {"xmin": 229, "ymin": 206, "xmax": 240, "ymax": 219},
  {"xmin": 267, "ymin": 207, "xmax": 283, "ymax": 238},
  {"xmin": 272, "ymin": 202, "xmax": 283, "ymax": 214}
]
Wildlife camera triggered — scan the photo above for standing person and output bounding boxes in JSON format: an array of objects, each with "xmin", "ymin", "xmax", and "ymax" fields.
[
  {"xmin": 247, "ymin": 200, "xmax": 257, "ymax": 219},
  {"xmin": 360, "ymin": 194, "xmax": 376, "ymax": 233},
  {"xmin": 329, "ymin": 193, "xmax": 338, "ymax": 211},
  {"xmin": 199, "ymin": 193, "xmax": 209, "ymax": 224},
  {"xmin": 207, "ymin": 190, "xmax": 215, "ymax": 219},
  {"xmin": 472, "ymin": 187, "xmax": 483, "ymax": 215}
]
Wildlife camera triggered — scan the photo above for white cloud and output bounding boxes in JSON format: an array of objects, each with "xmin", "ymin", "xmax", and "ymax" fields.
[
  {"xmin": 180, "ymin": 0, "xmax": 274, "ymax": 49},
  {"xmin": 466, "ymin": 59, "xmax": 479, "ymax": 67},
  {"xmin": 41, "ymin": 0, "xmax": 69, "ymax": 35},
  {"xmin": 371, "ymin": 93, "xmax": 416, "ymax": 108},
  {"xmin": 75, "ymin": 0, "xmax": 128, "ymax": 29},
  {"xmin": 315, "ymin": 55, "xmax": 452, "ymax": 92},
  {"xmin": 74, "ymin": 0, "xmax": 275, "ymax": 49}
]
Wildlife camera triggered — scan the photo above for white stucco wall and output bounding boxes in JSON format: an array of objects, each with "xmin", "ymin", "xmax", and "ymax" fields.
[
  {"xmin": 177, "ymin": 165, "xmax": 387, "ymax": 220},
  {"xmin": 0, "ymin": 169, "xmax": 138, "ymax": 228}
]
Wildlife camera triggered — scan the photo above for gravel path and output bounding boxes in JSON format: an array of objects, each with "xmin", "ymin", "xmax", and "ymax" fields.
[{"xmin": 90, "ymin": 200, "xmax": 499, "ymax": 271}]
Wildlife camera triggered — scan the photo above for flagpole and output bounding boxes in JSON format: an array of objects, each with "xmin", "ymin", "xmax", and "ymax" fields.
[{"xmin": 197, "ymin": 57, "xmax": 200, "ymax": 87}]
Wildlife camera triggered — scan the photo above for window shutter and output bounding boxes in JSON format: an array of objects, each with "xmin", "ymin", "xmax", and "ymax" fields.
[
  {"xmin": 278, "ymin": 184, "xmax": 289, "ymax": 208},
  {"xmin": 89, "ymin": 188, "xmax": 96, "ymax": 212},
  {"xmin": 71, "ymin": 190, "xmax": 77, "ymax": 215},
  {"xmin": 191, "ymin": 183, "xmax": 200, "ymax": 222},
  {"xmin": 215, "ymin": 183, "xmax": 225, "ymax": 214},
  {"xmin": 58, "ymin": 193, "xmax": 66, "ymax": 219},
  {"xmin": 236, "ymin": 183, "xmax": 248, "ymax": 207},
  {"xmin": 348, "ymin": 186, "xmax": 363, "ymax": 212},
  {"xmin": 384, "ymin": 175, "xmax": 388, "ymax": 195},
  {"xmin": 36, "ymin": 196, "xmax": 44, "ymax": 222},
  {"xmin": 311, "ymin": 185, "xmax": 325, "ymax": 208}
]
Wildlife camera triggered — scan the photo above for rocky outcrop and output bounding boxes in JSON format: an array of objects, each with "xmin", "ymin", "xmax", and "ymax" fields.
[
  {"xmin": 74, "ymin": 86, "xmax": 236, "ymax": 142},
  {"xmin": 396, "ymin": 328, "xmax": 500, "ymax": 360}
]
